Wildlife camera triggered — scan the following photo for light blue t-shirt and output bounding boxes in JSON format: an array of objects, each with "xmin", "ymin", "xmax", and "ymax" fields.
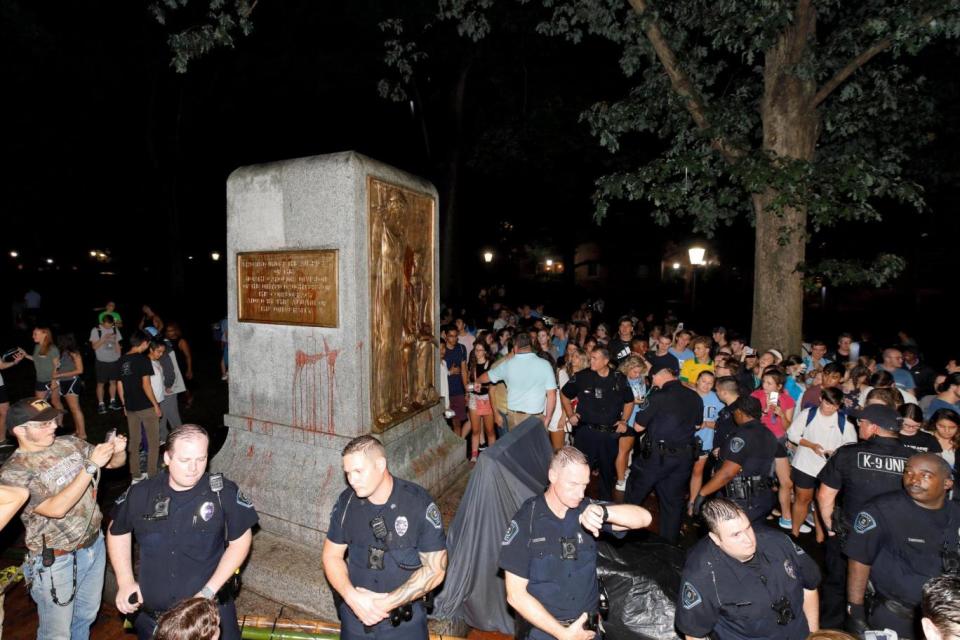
[
  {"xmin": 627, "ymin": 377, "xmax": 648, "ymax": 427},
  {"xmin": 924, "ymin": 398, "xmax": 960, "ymax": 421},
  {"xmin": 487, "ymin": 353, "xmax": 557, "ymax": 414},
  {"xmin": 669, "ymin": 347, "xmax": 695, "ymax": 368},
  {"xmin": 700, "ymin": 391, "xmax": 724, "ymax": 425},
  {"xmin": 889, "ymin": 367, "xmax": 916, "ymax": 391}
]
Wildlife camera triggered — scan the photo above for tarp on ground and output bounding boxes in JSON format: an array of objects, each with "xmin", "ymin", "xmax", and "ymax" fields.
[{"xmin": 433, "ymin": 418, "xmax": 553, "ymax": 634}]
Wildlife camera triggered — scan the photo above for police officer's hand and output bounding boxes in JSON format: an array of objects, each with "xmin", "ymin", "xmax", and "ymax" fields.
[
  {"xmin": 844, "ymin": 602, "xmax": 868, "ymax": 638},
  {"xmin": 89, "ymin": 442, "xmax": 115, "ymax": 468},
  {"xmin": 116, "ymin": 581, "xmax": 143, "ymax": 614},
  {"xmin": 347, "ymin": 586, "xmax": 390, "ymax": 626},
  {"xmin": 559, "ymin": 613, "xmax": 595, "ymax": 640},
  {"xmin": 579, "ymin": 504, "xmax": 605, "ymax": 538},
  {"xmin": 615, "ymin": 420, "xmax": 627, "ymax": 434}
]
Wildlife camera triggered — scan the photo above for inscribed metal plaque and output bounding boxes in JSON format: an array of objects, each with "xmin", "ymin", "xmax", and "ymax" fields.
[
  {"xmin": 368, "ymin": 177, "xmax": 438, "ymax": 431},
  {"xmin": 237, "ymin": 250, "xmax": 338, "ymax": 327}
]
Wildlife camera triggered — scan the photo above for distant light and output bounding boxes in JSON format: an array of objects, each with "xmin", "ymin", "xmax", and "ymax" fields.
[
  {"xmin": 545, "ymin": 259, "xmax": 554, "ymax": 267},
  {"xmin": 672, "ymin": 262, "xmax": 681, "ymax": 270},
  {"xmin": 89, "ymin": 250, "xmax": 98, "ymax": 257},
  {"xmin": 46, "ymin": 258, "xmax": 54, "ymax": 264},
  {"xmin": 9, "ymin": 251, "xmax": 17, "ymax": 258},
  {"xmin": 188, "ymin": 256, "xmax": 194, "ymax": 261},
  {"xmin": 211, "ymin": 252, "xmax": 221, "ymax": 261},
  {"xmin": 688, "ymin": 246, "xmax": 706, "ymax": 266},
  {"xmin": 99, "ymin": 271, "xmax": 116, "ymax": 276},
  {"xmin": 483, "ymin": 251, "xmax": 494, "ymax": 263},
  {"xmin": 97, "ymin": 252, "xmax": 107, "ymax": 259}
]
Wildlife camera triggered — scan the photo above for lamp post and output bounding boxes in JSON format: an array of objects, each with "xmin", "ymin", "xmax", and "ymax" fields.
[
  {"xmin": 483, "ymin": 250, "xmax": 494, "ymax": 264},
  {"xmin": 688, "ymin": 246, "xmax": 706, "ymax": 314}
]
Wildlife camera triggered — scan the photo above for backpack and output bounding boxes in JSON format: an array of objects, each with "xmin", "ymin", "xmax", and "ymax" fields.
[{"xmin": 805, "ymin": 406, "xmax": 848, "ymax": 435}]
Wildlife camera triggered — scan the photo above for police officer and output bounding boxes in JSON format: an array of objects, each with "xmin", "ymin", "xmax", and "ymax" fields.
[
  {"xmin": 845, "ymin": 453, "xmax": 960, "ymax": 640},
  {"xmin": 624, "ymin": 364, "xmax": 703, "ymax": 543},
  {"xmin": 691, "ymin": 396, "xmax": 786, "ymax": 522},
  {"xmin": 109, "ymin": 424, "xmax": 258, "ymax": 640},
  {"xmin": 322, "ymin": 435, "xmax": 447, "ymax": 640},
  {"xmin": 675, "ymin": 497, "xmax": 821, "ymax": 640},
  {"xmin": 561, "ymin": 347, "xmax": 634, "ymax": 500},
  {"xmin": 499, "ymin": 446, "xmax": 652, "ymax": 640},
  {"xmin": 816, "ymin": 403, "xmax": 913, "ymax": 629}
]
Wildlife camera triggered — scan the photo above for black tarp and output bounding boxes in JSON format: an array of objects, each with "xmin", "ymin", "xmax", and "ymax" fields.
[
  {"xmin": 433, "ymin": 418, "xmax": 553, "ymax": 634},
  {"xmin": 433, "ymin": 419, "xmax": 685, "ymax": 639}
]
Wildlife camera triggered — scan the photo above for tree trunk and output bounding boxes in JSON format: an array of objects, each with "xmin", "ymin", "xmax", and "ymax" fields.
[
  {"xmin": 750, "ymin": 1, "xmax": 818, "ymax": 352},
  {"xmin": 439, "ymin": 60, "xmax": 472, "ymax": 302}
]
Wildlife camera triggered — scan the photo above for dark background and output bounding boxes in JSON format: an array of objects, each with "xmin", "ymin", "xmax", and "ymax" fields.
[{"xmin": 3, "ymin": 0, "xmax": 959, "ymax": 364}]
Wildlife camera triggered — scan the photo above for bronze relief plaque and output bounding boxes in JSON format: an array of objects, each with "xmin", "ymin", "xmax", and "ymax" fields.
[
  {"xmin": 237, "ymin": 249, "xmax": 338, "ymax": 327},
  {"xmin": 368, "ymin": 177, "xmax": 439, "ymax": 431}
]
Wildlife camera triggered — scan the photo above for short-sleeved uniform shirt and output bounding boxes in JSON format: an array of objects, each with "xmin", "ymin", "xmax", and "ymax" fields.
[
  {"xmin": 119, "ymin": 352, "xmax": 154, "ymax": 411},
  {"xmin": 845, "ymin": 489, "xmax": 960, "ymax": 606},
  {"xmin": 0, "ymin": 436, "xmax": 100, "ymax": 553},
  {"xmin": 108, "ymin": 471, "xmax": 259, "ymax": 611},
  {"xmin": 487, "ymin": 353, "xmax": 557, "ymax": 414},
  {"xmin": 561, "ymin": 370, "xmax": 633, "ymax": 426},
  {"xmin": 676, "ymin": 527, "xmax": 820, "ymax": 640},
  {"xmin": 817, "ymin": 436, "xmax": 914, "ymax": 522},
  {"xmin": 499, "ymin": 495, "xmax": 623, "ymax": 630},
  {"xmin": 718, "ymin": 420, "xmax": 786, "ymax": 519},
  {"xmin": 327, "ymin": 478, "xmax": 445, "ymax": 599},
  {"xmin": 634, "ymin": 380, "xmax": 703, "ymax": 446}
]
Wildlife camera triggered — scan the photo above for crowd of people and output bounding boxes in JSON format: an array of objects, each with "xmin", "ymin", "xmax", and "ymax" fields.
[
  {"xmin": 5, "ymin": 293, "xmax": 960, "ymax": 640},
  {"xmin": 437, "ymin": 301, "xmax": 960, "ymax": 639}
]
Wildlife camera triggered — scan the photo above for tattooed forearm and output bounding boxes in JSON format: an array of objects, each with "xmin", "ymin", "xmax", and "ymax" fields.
[{"xmin": 381, "ymin": 550, "xmax": 448, "ymax": 609}]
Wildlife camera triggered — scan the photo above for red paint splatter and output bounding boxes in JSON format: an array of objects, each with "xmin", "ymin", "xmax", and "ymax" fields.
[
  {"xmin": 246, "ymin": 445, "xmax": 255, "ymax": 457},
  {"xmin": 292, "ymin": 340, "xmax": 340, "ymax": 433}
]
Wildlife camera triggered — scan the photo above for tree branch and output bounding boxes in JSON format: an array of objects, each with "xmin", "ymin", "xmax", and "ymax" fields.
[
  {"xmin": 626, "ymin": 0, "xmax": 746, "ymax": 163},
  {"xmin": 812, "ymin": 12, "xmax": 936, "ymax": 108}
]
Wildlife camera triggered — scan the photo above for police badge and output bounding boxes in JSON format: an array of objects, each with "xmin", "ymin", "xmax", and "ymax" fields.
[
  {"xmin": 199, "ymin": 501, "xmax": 216, "ymax": 522},
  {"xmin": 395, "ymin": 516, "xmax": 409, "ymax": 537}
]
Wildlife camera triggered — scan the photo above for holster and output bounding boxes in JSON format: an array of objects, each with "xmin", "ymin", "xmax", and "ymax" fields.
[{"xmin": 833, "ymin": 510, "xmax": 850, "ymax": 546}]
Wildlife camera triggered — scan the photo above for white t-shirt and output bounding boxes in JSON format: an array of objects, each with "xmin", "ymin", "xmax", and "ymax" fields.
[
  {"xmin": 858, "ymin": 386, "xmax": 918, "ymax": 407},
  {"xmin": 787, "ymin": 407, "xmax": 857, "ymax": 478},
  {"xmin": 89, "ymin": 325, "xmax": 122, "ymax": 363},
  {"xmin": 549, "ymin": 369, "xmax": 570, "ymax": 433}
]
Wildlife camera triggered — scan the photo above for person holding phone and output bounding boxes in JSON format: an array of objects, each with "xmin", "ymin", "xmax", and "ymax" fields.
[{"xmin": 752, "ymin": 370, "xmax": 799, "ymax": 531}]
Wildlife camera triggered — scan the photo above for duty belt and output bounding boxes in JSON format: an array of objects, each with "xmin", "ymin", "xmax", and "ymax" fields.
[
  {"xmin": 582, "ymin": 423, "xmax": 618, "ymax": 433},
  {"xmin": 872, "ymin": 592, "xmax": 916, "ymax": 620}
]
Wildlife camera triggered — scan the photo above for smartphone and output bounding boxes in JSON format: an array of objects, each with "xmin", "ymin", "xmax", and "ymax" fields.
[
  {"xmin": 769, "ymin": 391, "xmax": 780, "ymax": 405},
  {"xmin": 105, "ymin": 429, "xmax": 116, "ymax": 443},
  {"xmin": 1, "ymin": 348, "xmax": 19, "ymax": 362},
  {"xmin": 676, "ymin": 322, "xmax": 684, "ymax": 331}
]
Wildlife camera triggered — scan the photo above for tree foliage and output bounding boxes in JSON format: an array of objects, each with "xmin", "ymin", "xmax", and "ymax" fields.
[{"xmin": 149, "ymin": 0, "xmax": 256, "ymax": 72}]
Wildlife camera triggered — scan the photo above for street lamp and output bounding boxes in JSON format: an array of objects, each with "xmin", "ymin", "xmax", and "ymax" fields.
[
  {"xmin": 9, "ymin": 251, "xmax": 17, "ymax": 258},
  {"xmin": 545, "ymin": 259, "xmax": 554, "ymax": 267},
  {"xmin": 688, "ymin": 246, "xmax": 707, "ymax": 313},
  {"xmin": 483, "ymin": 250, "xmax": 494, "ymax": 263},
  {"xmin": 211, "ymin": 252, "xmax": 221, "ymax": 261},
  {"xmin": 672, "ymin": 262, "xmax": 681, "ymax": 270}
]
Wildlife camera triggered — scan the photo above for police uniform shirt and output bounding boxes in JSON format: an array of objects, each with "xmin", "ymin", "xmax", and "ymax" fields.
[
  {"xmin": 719, "ymin": 420, "xmax": 788, "ymax": 473},
  {"xmin": 109, "ymin": 471, "xmax": 259, "ymax": 612},
  {"xmin": 676, "ymin": 527, "xmax": 820, "ymax": 640},
  {"xmin": 561, "ymin": 370, "xmax": 633, "ymax": 426},
  {"xmin": 713, "ymin": 406, "xmax": 737, "ymax": 453},
  {"xmin": 844, "ymin": 490, "xmax": 960, "ymax": 606},
  {"xmin": 634, "ymin": 379, "xmax": 703, "ymax": 445},
  {"xmin": 326, "ymin": 478, "xmax": 445, "ymax": 597},
  {"xmin": 499, "ymin": 494, "xmax": 624, "ymax": 623},
  {"xmin": 817, "ymin": 436, "xmax": 914, "ymax": 521}
]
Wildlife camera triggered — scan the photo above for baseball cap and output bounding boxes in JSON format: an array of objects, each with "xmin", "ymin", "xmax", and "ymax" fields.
[
  {"xmin": 848, "ymin": 404, "xmax": 901, "ymax": 432},
  {"xmin": 6, "ymin": 398, "xmax": 63, "ymax": 430}
]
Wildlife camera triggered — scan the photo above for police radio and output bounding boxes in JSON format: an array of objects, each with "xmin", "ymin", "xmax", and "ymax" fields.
[
  {"xmin": 771, "ymin": 596, "xmax": 794, "ymax": 626},
  {"xmin": 560, "ymin": 537, "xmax": 578, "ymax": 560},
  {"xmin": 368, "ymin": 516, "xmax": 389, "ymax": 571}
]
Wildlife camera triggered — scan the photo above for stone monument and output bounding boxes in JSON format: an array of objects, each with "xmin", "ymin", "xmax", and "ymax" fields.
[{"xmin": 214, "ymin": 151, "xmax": 464, "ymax": 618}]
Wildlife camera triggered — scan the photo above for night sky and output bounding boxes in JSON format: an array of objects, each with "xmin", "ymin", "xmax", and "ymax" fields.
[{"xmin": 4, "ymin": 1, "xmax": 959, "ymax": 354}]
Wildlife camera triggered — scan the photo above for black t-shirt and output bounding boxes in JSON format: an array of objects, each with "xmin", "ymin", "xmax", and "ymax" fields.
[
  {"xmin": 562, "ymin": 369, "xmax": 634, "ymax": 425},
  {"xmin": 119, "ymin": 352, "xmax": 154, "ymax": 412},
  {"xmin": 900, "ymin": 430, "xmax": 943, "ymax": 454},
  {"xmin": 647, "ymin": 352, "xmax": 680, "ymax": 375},
  {"xmin": 817, "ymin": 435, "xmax": 914, "ymax": 521}
]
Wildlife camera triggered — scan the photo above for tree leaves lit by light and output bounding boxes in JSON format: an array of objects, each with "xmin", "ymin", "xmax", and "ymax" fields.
[{"xmin": 149, "ymin": 0, "xmax": 257, "ymax": 73}]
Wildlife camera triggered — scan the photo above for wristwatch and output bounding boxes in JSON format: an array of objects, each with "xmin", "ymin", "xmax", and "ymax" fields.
[
  {"xmin": 599, "ymin": 504, "xmax": 609, "ymax": 523},
  {"xmin": 83, "ymin": 460, "xmax": 99, "ymax": 476},
  {"xmin": 200, "ymin": 585, "xmax": 215, "ymax": 599}
]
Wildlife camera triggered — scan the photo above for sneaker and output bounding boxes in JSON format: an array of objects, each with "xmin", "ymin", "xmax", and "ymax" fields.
[
  {"xmin": 108, "ymin": 399, "xmax": 122, "ymax": 411},
  {"xmin": 779, "ymin": 517, "xmax": 812, "ymax": 534},
  {"xmin": 97, "ymin": 403, "xmax": 107, "ymax": 415},
  {"xmin": 805, "ymin": 511, "xmax": 816, "ymax": 527},
  {"xmin": 615, "ymin": 479, "xmax": 627, "ymax": 492}
]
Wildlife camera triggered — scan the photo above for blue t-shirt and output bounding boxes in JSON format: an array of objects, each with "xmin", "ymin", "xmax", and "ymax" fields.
[
  {"xmin": 696, "ymin": 391, "xmax": 724, "ymax": 453},
  {"xmin": 443, "ymin": 343, "xmax": 467, "ymax": 396},
  {"xmin": 669, "ymin": 347, "xmax": 695, "ymax": 368},
  {"xmin": 627, "ymin": 377, "xmax": 648, "ymax": 427},
  {"xmin": 925, "ymin": 398, "xmax": 960, "ymax": 421},
  {"xmin": 889, "ymin": 367, "xmax": 916, "ymax": 391}
]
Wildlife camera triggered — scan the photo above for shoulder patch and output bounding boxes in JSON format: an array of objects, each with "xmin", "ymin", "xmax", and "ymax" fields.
[
  {"xmin": 115, "ymin": 488, "xmax": 129, "ymax": 505},
  {"xmin": 729, "ymin": 437, "xmax": 746, "ymax": 453},
  {"xmin": 425, "ymin": 502, "xmax": 442, "ymax": 529},
  {"xmin": 681, "ymin": 581, "xmax": 702, "ymax": 609},
  {"xmin": 854, "ymin": 511, "xmax": 877, "ymax": 534},
  {"xmin": 502, "ymin": 519, "xmax": 519, "ymax": 546},
  {"xmin": 783, "ymin": 559, "xmax": 797, "ymax": 579},
  {"xmin": 236, "ymin": 489, "xmax": 254, "ymax": 509}
]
